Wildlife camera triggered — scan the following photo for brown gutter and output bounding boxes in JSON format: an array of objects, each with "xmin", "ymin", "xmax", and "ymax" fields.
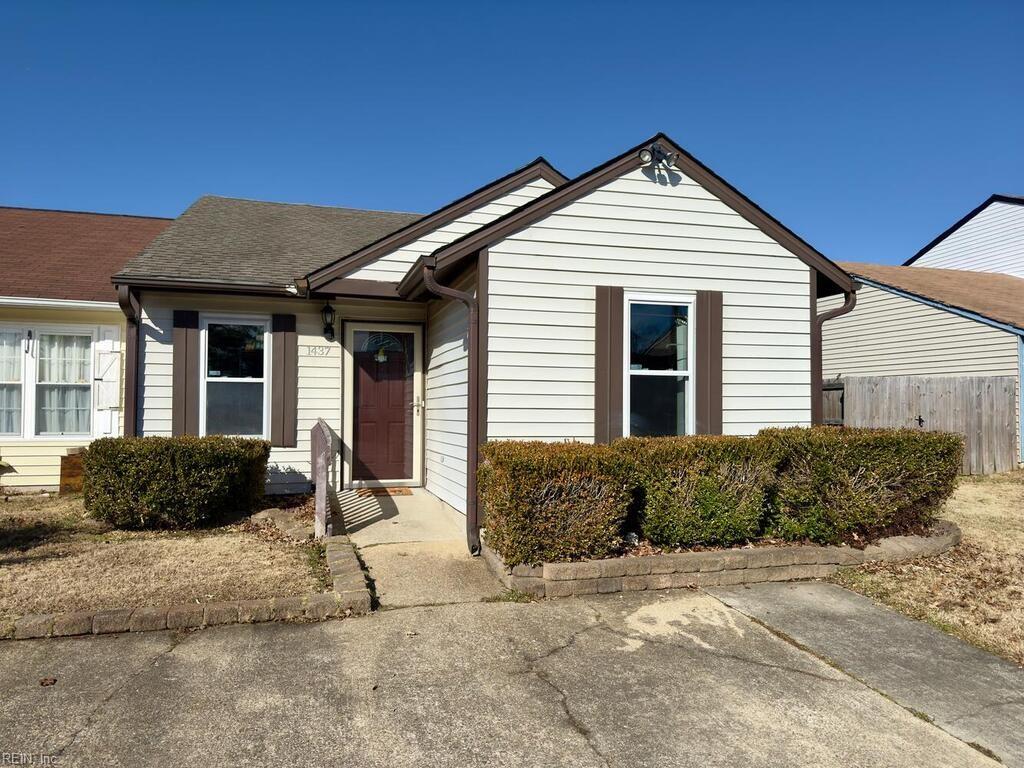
[
  {"xmin": 809, "ymin": 270, "xmax": 859, "ymax": 425},
  {"xmin": 421, "ymin": 255, "xmax": 481, "ymax": 554},
  {"xmin": 116, "ymin": 285, "xmax": 141, "ymax": 437}
]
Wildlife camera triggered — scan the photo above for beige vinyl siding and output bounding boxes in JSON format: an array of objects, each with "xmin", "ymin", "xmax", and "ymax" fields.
[
  {"xmin": 423, "ymin": 268, "xmax": 474, "ymax": 514},
  {"xmin": 0, "ymin": 306, "xmax": 126, "ymax": 490},
  {"xmin": 912, "ymin": 201, "xmax": 1024, "ymax": 278},
  {"xmin": 345, "ymin": 180, "xmax": 555, "ymax": 282},
  {"xmin": 485, "ymin": 166, "xmax": 813, "ymax": 440},
  {"xmin": 138, "ymin": 291, "xmax": 425, "ymax": 493},
  {"xmin": 821, "ymin": 285, "xmax": 1019, "ymax": 378}
]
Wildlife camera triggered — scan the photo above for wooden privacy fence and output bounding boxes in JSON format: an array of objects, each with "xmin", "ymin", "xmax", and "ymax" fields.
[{"xmin": 824, "ymin": 375, "xmax": 1018, "ymax": 475}]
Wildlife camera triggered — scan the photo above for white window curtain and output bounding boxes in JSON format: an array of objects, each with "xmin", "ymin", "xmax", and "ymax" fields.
[
  {"xmin": 0, "ymin": 330, "xmax": 22, "ymax": 435},
  {"xmin": 35, "ymin": 333, "xmax": 92, "ymax": 435}
]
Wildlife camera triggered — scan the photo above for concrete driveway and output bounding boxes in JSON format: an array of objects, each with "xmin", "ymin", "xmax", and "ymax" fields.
[{"xmin": 0, "ymin": 589, "xmax": 1001, "ymax": 767}]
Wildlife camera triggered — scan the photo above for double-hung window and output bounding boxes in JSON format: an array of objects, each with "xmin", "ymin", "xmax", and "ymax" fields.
[
  {"xmin": 200, "ymin": 317, "xmax": 270, "ymax": 437},
  {"xmin": 0, "ymin": 324, "xmax": 118, "ymax": 439},
  {"xmin": 0, "ymin": 330, "xmax": 23, "ymax": 436},
  {"xmin": 624, "ymin": 294, "xmax": 694, "ymax": 437},
  {"xmin": 36, "ymin": 333, "xmax": 92, "ymax": 436}
]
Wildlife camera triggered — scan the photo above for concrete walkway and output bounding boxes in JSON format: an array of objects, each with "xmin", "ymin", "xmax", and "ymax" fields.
[
  {"xmin": 339, "ymin": 488, "xmax": 503, "ymax": 608},
  {"xmin": 0, "ymin": 590, "xmax": 999, "ymax": 767},
  {"xmin": 712, "ymin": 582, "xmax": 1024, "ymax": 767}
]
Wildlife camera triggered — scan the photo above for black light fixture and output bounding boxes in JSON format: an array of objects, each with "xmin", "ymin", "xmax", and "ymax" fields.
[
  {"xmin": 638, "ymin": 142, "xmax": 677, "ymax": 168},
  {"xmin": 321, "ymin": 303, "xmax": 336, "ymax": 342}
]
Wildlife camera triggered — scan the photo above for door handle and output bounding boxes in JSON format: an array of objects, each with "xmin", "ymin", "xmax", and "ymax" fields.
[{"xmin": 413, "ymin": 397, "xmax": 424, "ymax": 415}]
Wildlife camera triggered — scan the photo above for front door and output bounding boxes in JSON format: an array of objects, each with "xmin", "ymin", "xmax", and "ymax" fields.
[{"xmin": 344, "ymin": 324, "xmax": 423, "ymax": 485}]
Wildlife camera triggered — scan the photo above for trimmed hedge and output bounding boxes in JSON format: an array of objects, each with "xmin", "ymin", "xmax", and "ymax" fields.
[
  {"xmin": 616, "ymin": 436, "xmax": 775, "ymax": 548},
  {"xmin": 478, "ymin": 428, "xmax": 963, "ymax": 564},
  {"xmin": 761, "ymin": 427, "xmax": 964, "ymax": 544},
  {"xmin": 477, "ymin": 441, "xmax": 631, "ymax": 566},
  {"xmin": 83, "ymin": 436, "xmax": 270, "ymax": 529}
]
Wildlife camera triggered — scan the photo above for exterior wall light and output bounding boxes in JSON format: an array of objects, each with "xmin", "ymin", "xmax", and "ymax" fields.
[
  {"xmin": 639, "ymin": 142, "xmax": 677, "ymax": 168},
  {"xmin": 321, "ymin": 303, "xmax": 336, "ymax": 342}
]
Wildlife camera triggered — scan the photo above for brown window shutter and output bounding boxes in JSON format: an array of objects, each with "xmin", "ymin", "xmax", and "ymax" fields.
[
  {"xmin": 270, "ymin": 314, "xmax": 298, "ymax": 448},
  {"xmin": 695, "ymin": 290, "xmax": 724, "ymax": 435},
  {"xmin": 172, "ymin": 310, "xmax": 200, "ymax": 436},
  {"xmin": 594, "ymin": 285, "xmax": 624, "ymax": 443}
]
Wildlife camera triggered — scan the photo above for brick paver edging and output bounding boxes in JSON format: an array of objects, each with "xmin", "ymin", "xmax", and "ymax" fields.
[
  {"xmin": 481, "ymin": 521, "xmax": 962, "ymax": 599},
  {"xmin": 3, "ymin": 534, "xmax": 372, "ymax": 641}
]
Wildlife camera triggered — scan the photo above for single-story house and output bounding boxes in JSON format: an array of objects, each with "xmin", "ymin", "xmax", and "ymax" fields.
[
  {"xmin": 903, "ymin": 193, "xmax": 1024, "ymax": 277},
  {"xmin": 822, "ymin": 262, "xmax": 1024, "ymax": 468},
  {"xmin": 0, "ymin": 207, "xmax": 170, "ymax": 490},
  {"xmin": 112, "ymin": 133, "xmax": 857, "ymax": 550}
]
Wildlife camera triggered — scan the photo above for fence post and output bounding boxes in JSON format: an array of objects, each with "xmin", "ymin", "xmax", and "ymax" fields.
[{"xmin": 311, "ymin": 418, "xmax": 332, "ymax": 538}]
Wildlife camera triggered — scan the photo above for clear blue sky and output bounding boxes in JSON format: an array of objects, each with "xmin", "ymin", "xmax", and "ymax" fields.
[{"xmin": 2, "ymin": 1, "xmax": 1021, "ymax": 265}]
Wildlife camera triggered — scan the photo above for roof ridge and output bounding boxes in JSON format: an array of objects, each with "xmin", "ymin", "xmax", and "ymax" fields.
[
  {"xmin": 195, "ymin": 194, "xmax": 421, "ymax": 217},
  {"xmin": 0, "ymin": 205, "xmax": 172, "ymax": 221}
]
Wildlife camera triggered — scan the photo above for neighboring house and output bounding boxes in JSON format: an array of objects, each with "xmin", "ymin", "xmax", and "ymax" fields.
[
  {"xmin": 822, "ymin": 272, "xmax": 1024, "ymax": 471},
  {"xmin": 112, "ymin": 133, "xmax": 856, "ymax": 550},
  {"xmin": 904, "ymin": 194, "xmax": 1024, "ymax": 277},
  {"xmin": 0, "ymin": 207, "xmax": 171, "ymax": 489},
  {"xmin": 823, "ymin": 194, "xmax": 1024, "ymax": 471}
]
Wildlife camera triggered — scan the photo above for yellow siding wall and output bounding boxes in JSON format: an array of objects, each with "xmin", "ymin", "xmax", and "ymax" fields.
[{"xmin": 0, "ymin": 306, "xmax": 126, "ymax": 491}]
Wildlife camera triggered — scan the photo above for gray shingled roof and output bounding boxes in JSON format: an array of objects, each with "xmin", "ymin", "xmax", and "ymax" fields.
[{"xmin": 116, "ymin": 195, "xmax": 421, "ymax": 288}]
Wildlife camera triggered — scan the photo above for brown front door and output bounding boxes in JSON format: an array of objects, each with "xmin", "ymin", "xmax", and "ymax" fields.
[{"xmin": 352, "ymin": 332, "xmax": 414, "ymax": 481}]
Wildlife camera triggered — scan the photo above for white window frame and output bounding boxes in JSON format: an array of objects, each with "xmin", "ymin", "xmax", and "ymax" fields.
[
  {"xmin": 199, "ymin": 314, "xmax": 272, "ymax": 439},
  {"xmin": 0, "ymin": 322, "xmax": 120, "ymax": 441},
  {"xmin": 622, "ymin": 291, "xmax": 696, "ymax": 438},
  {"xmin": 0, "ymin": 326, "xmax": 27, "ymax": 438}
]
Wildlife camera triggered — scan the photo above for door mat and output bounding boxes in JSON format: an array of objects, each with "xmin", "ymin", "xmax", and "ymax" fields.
[{"xmin": 355, "ymin": 487, "xmax": 413, "ymax": 497}]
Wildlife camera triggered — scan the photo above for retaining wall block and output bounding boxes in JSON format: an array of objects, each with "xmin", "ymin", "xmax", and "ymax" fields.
[
  {"xmin": 542, "ymin": 562, "xmax": 578, "ymax": 581},
  {"xmin": 306, "ymin": 593, "xmax": 344, "ymax": 620},
  {"xmin": 129, "ymin": 606, "xmax": 168, "ymax": 633},
  {"xmin": 14, "ymin": 614, "xmax": 54, "ymax": 640},
  {"xmin": 545, "ymin": 580, "xmax": 575, "ymax": 598},
  {"xmin": 204, "ymin": 602, "xmax": 240, "ymax": 626},
  {"xmin": 271, "ymin": 596, "xmax": 306, "ymax": 621},
  {"xmin": 166, "ymin": 604, "xmax": 204, "ymax": 630},
  {"xmin": 513, "ymin": 577, "xmax": 547, "ymax": 598},
  {"xmin": 650, "ymin": 556, "xmax": 679, "ymax": 575},
  {"xmin": 237, "ymin": 600, "xmax": 274, "ymax": 624},
  {"xmin": 92, "ymin": 608, "xmax": 132, "ymax": 635},
  {"xmin": 598, "ymin": 559, "xmax": 628, "ymax": 578},
  {"xmin": 52, "ymin": 611, "xmax": 94, "ymax": 638},
  {"xmin": 572, "ymin": 579, "xmax": 600, "ymax": 595},
  {"xmin": 623, "ymin": 557, "xmax": 653, "ymax": 576},
  {"xmin": 621, "ymin": 576, "xmax": 649, "ymax": 592}
]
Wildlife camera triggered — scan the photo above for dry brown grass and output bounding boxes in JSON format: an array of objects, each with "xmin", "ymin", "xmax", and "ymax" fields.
[
  {"xmin": 0, "ymin": 493, "xmax": 328, "ymax": 624},
  {"xmin": 832, "ymin": 471, "xmax": 1024, "ymax": 665}
]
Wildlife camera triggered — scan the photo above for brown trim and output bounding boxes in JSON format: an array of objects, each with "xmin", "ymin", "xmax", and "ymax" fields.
[
  {"xmin": 420, "ymin": 255, "xmax": 482, "ymax": 554},
  {"xmin": 477, "ymin": 250, "xmax": 490, "ymax": 446},
  {"xmin": 594, "ymin": 285, "xmax": 624, "ymax": 443},
  {"xmin": 113, "ymin": 275, "xmax": 296, "ymax": 297},
  {"xmin": 306, "ymin": 159, "xmax": 568, "ymax": 290},
  {"xmin": 116, "ymin": 285, "xmax": 141, "ymax": 437},
  {"xmin": 904, "ymin": 194, "xmax": 1024, "ymax": 266},
  {"xmin": 695, "ymin": 290, "xmax": 724, "ymax": 435},
  {"xmin": 402, "ymin": 132, "xmax": 853, "ymax": 298},
  {"xmin": 171, "ymin": 310, "xmax": 200, "ymax": 436},
  {"xmin": 312, "ymin": 277, "xmax": 403, "ymax": 299},
  {"xmin": 270, "ymin": 314, "xmax": 298, "ymax": 448},
  {"xmin": 810, "ymin": 269, "xmax": 858, "ymax": 425}
]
